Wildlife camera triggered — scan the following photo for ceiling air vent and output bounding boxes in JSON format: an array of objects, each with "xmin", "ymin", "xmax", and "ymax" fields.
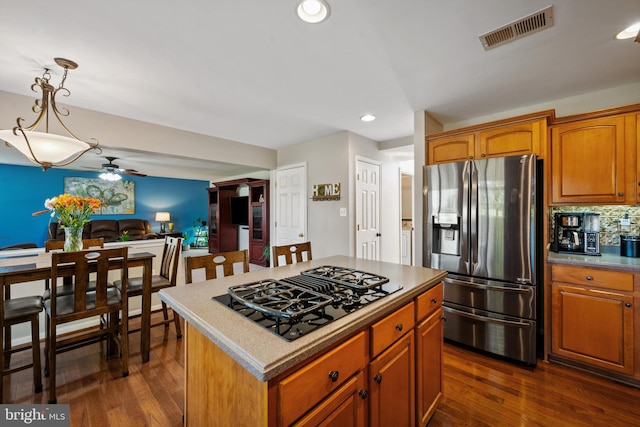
[{"xmin": 479, "ymin": 5, "xmax": 554, "ymax": 50}]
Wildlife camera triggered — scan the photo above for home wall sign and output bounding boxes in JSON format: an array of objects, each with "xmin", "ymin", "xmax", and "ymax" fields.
[
  {"xmin": 312, "ymin": 183, "xmax": 341, "ymax": 201},
  {"xmin": 64, "ymin": 177, "xmax": 135, "ymax": 214}
]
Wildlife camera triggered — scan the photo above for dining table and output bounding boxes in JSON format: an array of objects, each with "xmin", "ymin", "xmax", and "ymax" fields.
[{"xmin": 0, "ymin": 249, "xmax": 157, "ymax": 394}]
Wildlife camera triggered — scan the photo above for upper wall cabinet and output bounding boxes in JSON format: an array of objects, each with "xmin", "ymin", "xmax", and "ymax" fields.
[
  {"xmin": 426, "ymin": 111, "xmax": 552, "ymax": 165},
  {"xmin": 550, "ymin": 111, "xmax": 638, "ymax": 205}
]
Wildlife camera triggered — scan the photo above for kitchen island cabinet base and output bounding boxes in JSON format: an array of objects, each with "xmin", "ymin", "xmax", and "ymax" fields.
[{"xmin": 185, "ymin": 323, "xmax": 268, "ymax": 426}]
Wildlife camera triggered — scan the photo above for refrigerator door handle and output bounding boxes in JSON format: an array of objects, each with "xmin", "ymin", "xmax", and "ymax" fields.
[
  {"xmin": 462, "ymin": 161, "xmax": 471, "ymax": 273},
  {"xmin": 445, "ymin": 306, "xmax": 533, "ymax": 327},
  {"xmin": 469, "ymin": 160, "xmax": 478, "ymax": 272}
]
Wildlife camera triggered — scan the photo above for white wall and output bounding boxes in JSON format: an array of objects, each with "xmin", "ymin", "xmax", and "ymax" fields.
[
  {"xmin": 277, "ymin": 132, "xmax": 351, "ymax": 259},
  {"xmin": 277, "ymin": 131, "xmax": 407, "ymax": 262}
]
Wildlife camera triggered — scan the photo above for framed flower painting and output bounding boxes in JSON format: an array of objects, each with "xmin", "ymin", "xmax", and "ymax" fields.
[{"xmin": 64, "ymin": 177, "xmax": 135, "ymax": 214}]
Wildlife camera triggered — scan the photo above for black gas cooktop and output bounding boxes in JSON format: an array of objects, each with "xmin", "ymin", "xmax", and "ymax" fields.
[{"xmin": 213, "ymin": 265, "xmax": 402, "ymax": 341}]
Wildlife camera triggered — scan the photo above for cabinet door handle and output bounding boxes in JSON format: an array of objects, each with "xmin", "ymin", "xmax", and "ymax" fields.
[
  {"xmin": 328, "ymin": 370, "xmax": 339, "ymax": 382},
  {"xmin": 395, "ymin": 323, "xmax": 403, "ymax": 331},
  {"xmin": 585, "ymin": 276, "xmax": 593, "ymax": 281},
  {"xmin": 618, "ymin": 192, "xmax": 625, "ymax": 197},
  {"xmin": 480, "ymin": 153, "xmax": 486, "ymax": 157},
  {"xmin": 374, "ymin": 374, "xmax": 382, "ymax": 384},
  {"xmin": 625, "ymin": 302, "xmax": 632, "ymax": 308},
  {"xmin": 359, "ymin": 389, "xmax": 368, "ymax": 399},
  {"xmin": 431, "ymin": 298, "xmax": 438, "ymax": 303}
]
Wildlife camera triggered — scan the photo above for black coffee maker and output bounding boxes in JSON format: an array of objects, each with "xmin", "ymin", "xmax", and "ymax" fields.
[{"xmin": 551, "ymin": 212, "xmax": 600, "ymax": 255}]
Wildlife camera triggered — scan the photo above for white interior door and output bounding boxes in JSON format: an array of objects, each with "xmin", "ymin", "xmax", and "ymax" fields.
[
  {"xmin": 274, "ymin": 164, "xmax": 307, "ymax": 246},
  {"xmin": 356, "ymin": 158, "xmax": 381, "ymax": 260}
]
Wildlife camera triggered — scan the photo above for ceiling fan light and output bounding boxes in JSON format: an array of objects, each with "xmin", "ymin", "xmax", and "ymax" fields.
[
  {"xmin": 99, "ymin": 171, "xmax": 122, "ymax": 181},
  {"xmin": 297, "ymin": 0, "xmax": 330, "ymax": 24},
  {"xmin": 615, "ymin": 22, "xmax": 640, "ymax": 40}
]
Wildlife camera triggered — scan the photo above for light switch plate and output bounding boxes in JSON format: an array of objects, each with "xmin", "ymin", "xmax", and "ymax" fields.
[
  {"xmin": 621, "ymin": 218, "xmax": 631, "ymax": 226},
  {"xmin": 340, "ymin": 208, "xmax": 347, "ymax": 217}
]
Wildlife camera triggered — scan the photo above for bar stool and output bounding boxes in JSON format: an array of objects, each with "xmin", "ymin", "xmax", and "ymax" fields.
[
  {"xmin": 114, "ymin": 236, "xmax": 182, "ymax": 338},
  {"xmin": 2, "ymin": 293, "xmax": 43, "ymax": 400}
]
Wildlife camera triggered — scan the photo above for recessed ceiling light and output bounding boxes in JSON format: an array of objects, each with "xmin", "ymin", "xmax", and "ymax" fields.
[
  {"xmin": 296, "ymin": 0, "xmax": 331, "ymax": 24},
  {"xmin": 615, "ymin": 22, "xmax": 640, "ymax": 40},
  {"xmin": 360, "ymin": 114, "xmax": 376, "ymax": 122}
]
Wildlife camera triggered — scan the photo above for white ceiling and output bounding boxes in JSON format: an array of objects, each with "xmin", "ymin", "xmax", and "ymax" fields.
[{"xmin": 0, "ymin": 0, "xmax": 639, "ymax": 179}]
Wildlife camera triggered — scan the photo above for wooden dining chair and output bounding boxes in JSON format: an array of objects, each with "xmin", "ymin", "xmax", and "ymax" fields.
[
  {"xmin": 184, "ymin": 249, "xmax": 250, "ymax": 284},
  {"xmin": 44, "ymin": 237, "xmax": 105, "ymax": 253},
  {"xmin": 114, "ymin": 236, "xmax": 182, "ymax": 338},
  {"xmin": 44, "ymin": 237, "xmax": 106, "ymax": 296},
  {"xmin": 44, "ymin": 247, "xmax": 129, "ymax": 404},
  {"xmin": 2, "ymin": 289, "xmax": 43, "ymax": 400},
  {"xmin": 272, "ymin": 242, "xmax": 313, "ymax": 267},
  {"xmin": 0, "ymin": 238, "xmax": 107, "ymax": 399}
]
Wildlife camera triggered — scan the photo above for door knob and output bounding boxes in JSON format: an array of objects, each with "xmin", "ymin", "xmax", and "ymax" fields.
[{"xmin": 298, "ymin": 233, "xmax": 304, "ymax": 238}]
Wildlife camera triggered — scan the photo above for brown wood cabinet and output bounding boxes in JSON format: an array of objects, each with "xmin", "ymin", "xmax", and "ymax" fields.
[
  {"xmin": 415, "ymin": 283, "xmax": 443, "ymax": 426},
  {"xmin": 369, "ymin": 332, "xmax": 415, "ymax": 427},
  {"xmin": 248, "ymin": 180, "xmax": 270, "ymax": 266},
  {"xmin": 368, "ymin": 302, "xmax": 416, "ymax": 427},
  {"xmin": 550, "ymin": 114, "xmax": 636, "ymax": 204},
  {"xmin": 292, "ymin": 372, "xmax": 367, "ymax": 427},
  {"xmin": 426, "ymin": 112, "xmax": 551, "ymax": 165},
  {"xmin": 207, "ymin": 188, "xmax": 219, "ymax": 253},
  {"xmin": 207, "ymin": 178, "xmax": 269, "ymax": 258},
  {"xmin": 550, "ymin": 264, "xmax": 635, "ymax": 376}
]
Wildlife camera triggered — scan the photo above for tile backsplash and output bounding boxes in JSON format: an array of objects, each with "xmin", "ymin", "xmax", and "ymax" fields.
[{"xmin": 549, "ymin": 206, "xmax": 640, "ymax": 246}]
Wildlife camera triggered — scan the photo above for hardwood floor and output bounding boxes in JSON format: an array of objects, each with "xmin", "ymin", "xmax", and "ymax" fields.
[
  {"xmin": 3, "ymin": 313, "xmax": 185, "ymax": 426},
  {"xmin": 4, "ymin": 318, "xmax": 640, "ymax": 426},
  {"xmin": 430, "ymin": 343, "xmax": 640, "ymax": 427}
]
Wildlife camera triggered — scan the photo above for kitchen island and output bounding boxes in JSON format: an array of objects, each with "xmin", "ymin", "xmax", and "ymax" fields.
[{"xmin": 159, "ymin": 255, "xmax": 447, "ymax": 426}]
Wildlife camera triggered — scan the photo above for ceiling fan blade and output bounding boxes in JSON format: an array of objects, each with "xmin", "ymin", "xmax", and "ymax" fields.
[{"xmin": 122, "ymin": 169, "xmax": 147, "ymax": 177}]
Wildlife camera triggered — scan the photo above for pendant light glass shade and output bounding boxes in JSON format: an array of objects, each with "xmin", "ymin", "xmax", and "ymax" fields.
[
  {"xmin": 0, "ymin": 57, "xmax": 100, "ymax": 171},
  {"xmin": 0, "ymin": 130, "xmax": 96, "ymax": 167}
]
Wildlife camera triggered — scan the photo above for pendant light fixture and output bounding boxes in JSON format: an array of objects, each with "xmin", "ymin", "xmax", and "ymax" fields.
[
  {"xmin": 0, "ymin": 57, "xmax": 101, "ymax": 171},
  {"xmin": 296, "ymin": 0, "xmax": 331, "ymax": 24}
]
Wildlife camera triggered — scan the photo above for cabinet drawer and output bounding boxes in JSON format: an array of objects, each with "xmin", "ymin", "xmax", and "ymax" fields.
[
  {"xmin": 416, "ymin": 283, "xmax": 443, "ymax": 322},
  {"xmin": 551, "ymin": 264, "xmax": 633, "ymax": 292},
  {"xmin": 277, "ymin": 331, "xmax": 367, "ymax": 426},
  {"xmin": 370, "ymin": 302, "xmax": 415, "ymax": 357}
]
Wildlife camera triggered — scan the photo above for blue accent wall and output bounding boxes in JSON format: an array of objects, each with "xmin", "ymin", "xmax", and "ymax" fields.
[{"xmin": 0, "ymin": 164, "xmax": 209, "ymax": 248}]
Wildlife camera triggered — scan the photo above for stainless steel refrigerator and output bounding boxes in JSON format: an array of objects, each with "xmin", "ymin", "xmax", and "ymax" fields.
[{"xmin": 423, "ymin": 154, "xmax": 538, "ymax": 365}]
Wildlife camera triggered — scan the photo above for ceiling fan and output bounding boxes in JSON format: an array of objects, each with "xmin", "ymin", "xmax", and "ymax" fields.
[{"xmin": 88, "ymin": 156, "xmax": 147, "ymax": 180}]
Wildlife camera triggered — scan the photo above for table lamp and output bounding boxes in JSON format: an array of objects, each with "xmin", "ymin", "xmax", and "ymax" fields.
[{"xmin": 155, "ymin": 212, "xmax": 170, "ymax": 233}]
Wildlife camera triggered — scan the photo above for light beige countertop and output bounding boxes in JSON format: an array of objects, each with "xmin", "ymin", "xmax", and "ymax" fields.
[
  {"xmin": 159, "ymin": 255, "xmax": 446, "ymax": 382},
  {"xmin": 547, "ymin": 249, "xmax": 640, "ymax": 272}
]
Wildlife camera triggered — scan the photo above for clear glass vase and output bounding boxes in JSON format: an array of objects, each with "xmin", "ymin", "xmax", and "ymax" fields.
[{"xmin": 64, "ymin": 227, "xmax": 84, "ymax": 252}]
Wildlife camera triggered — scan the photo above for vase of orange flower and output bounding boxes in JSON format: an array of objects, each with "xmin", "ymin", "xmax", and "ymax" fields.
[{"xmin": 43, "ymin": 194, "xmax": 101, "ymax": 252}]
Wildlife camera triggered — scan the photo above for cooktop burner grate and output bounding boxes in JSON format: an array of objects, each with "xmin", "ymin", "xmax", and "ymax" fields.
[
  {"xmin": 213, "ymin": 265, "xmax": 401, "ymax": 341},
  {"xmin": 301, "ymin": 265, "xmax": 389, "ymax": 289},
  {"xmin": 227, "ymin": 279, "xmax": 333, "ymax": 320}
]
